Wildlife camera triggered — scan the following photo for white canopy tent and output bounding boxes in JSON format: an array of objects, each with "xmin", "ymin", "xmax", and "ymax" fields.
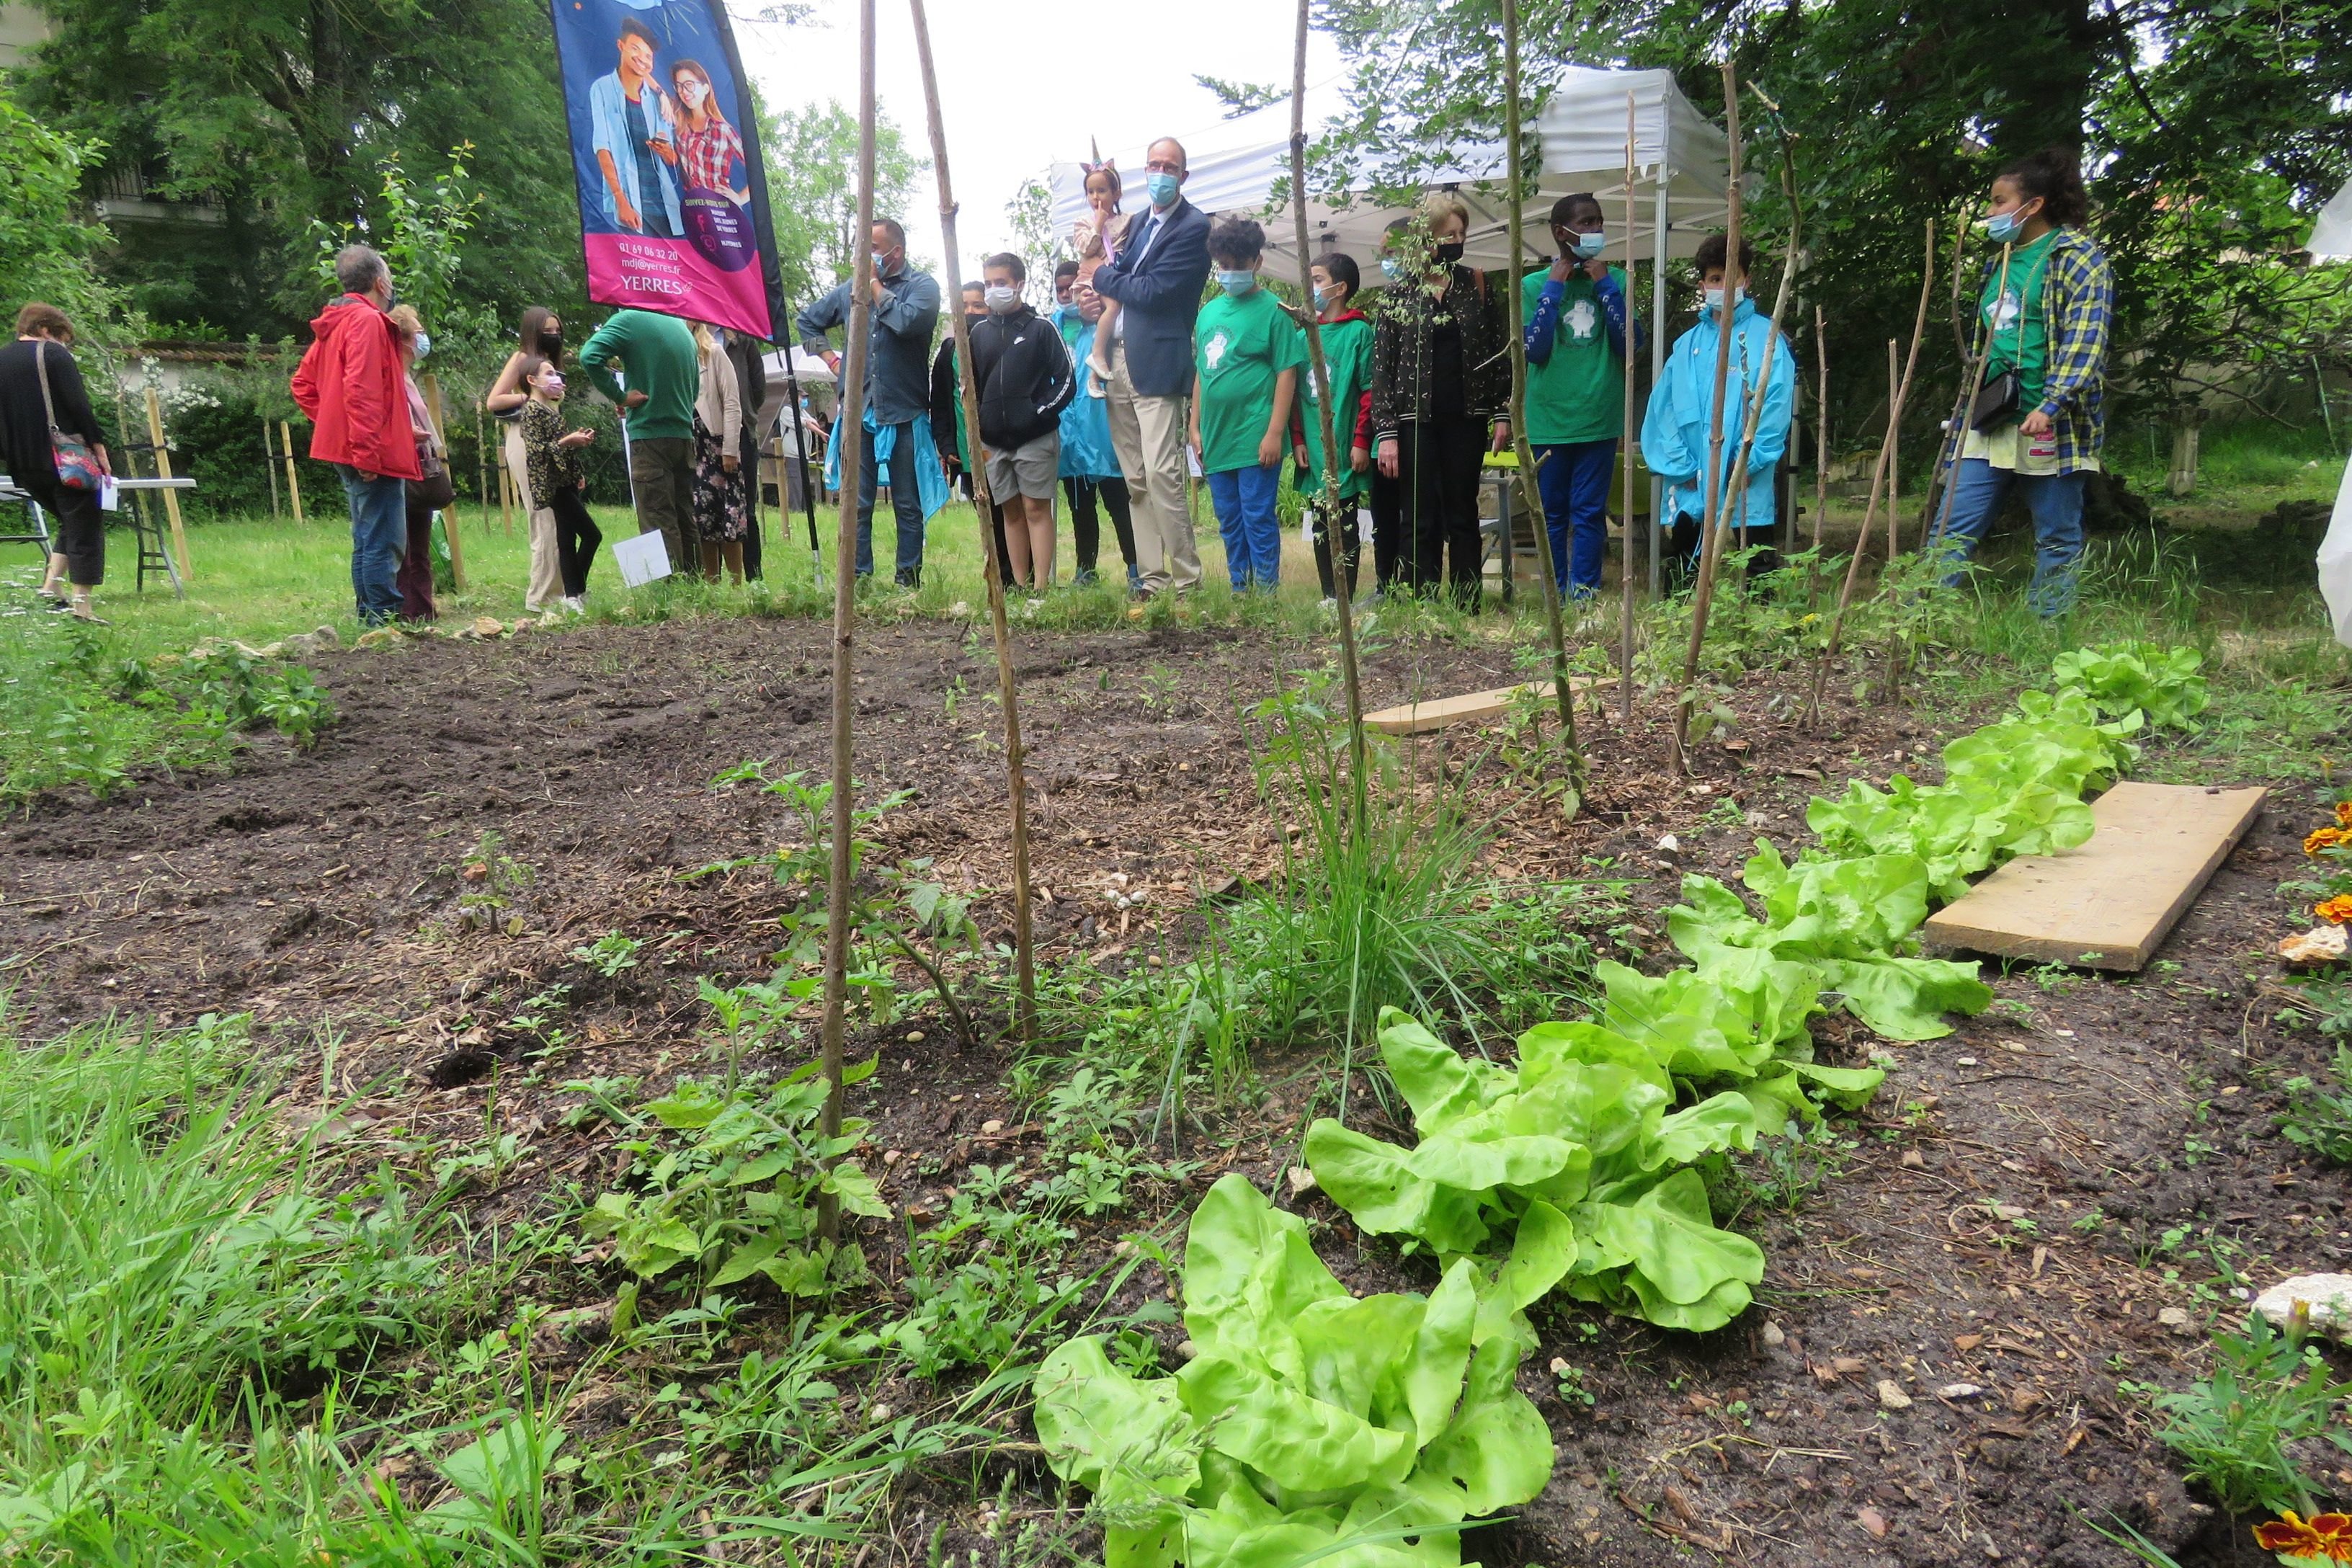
[
  {"xmin": 2309, "ymin": 175, "xmax": 2352, "ymax": 261},
  {"xmin": 1046, "ymin": 66, "xmax": 1729, "ymax": 272}
]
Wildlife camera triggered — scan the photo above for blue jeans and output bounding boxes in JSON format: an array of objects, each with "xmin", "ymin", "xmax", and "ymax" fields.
[
  {"xmin": 1936, "ymin": 457, "xmax": 2086, "ymax": 617},
  {"xmin": 855, "ymin": 421, "xmax": 926, "ymax": 584},
  {"xmin": 337, "ymin": 465, "xmax": 408, "ymax": 626},
  {"xmin": 1533, "ymin": 438, "xmax": 1618, "ymax": 597},
  {"xmin": 1206, "ymin": 464, "xmax": 1283, "ymax": 592}
]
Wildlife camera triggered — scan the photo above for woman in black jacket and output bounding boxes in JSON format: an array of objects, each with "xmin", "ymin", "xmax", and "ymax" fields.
[
  {"xmin": 1370, "ymin": 197, "xmax": 1511, "ymax": 610},
  {"xmin": 0, "ymin": 303, "xmax": 112, "ymax": 621}
]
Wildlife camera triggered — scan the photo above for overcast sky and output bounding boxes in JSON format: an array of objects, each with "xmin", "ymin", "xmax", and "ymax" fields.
[{"xmin": 731, "ymin": 0, "xmax": 1346, "ymax": 288}]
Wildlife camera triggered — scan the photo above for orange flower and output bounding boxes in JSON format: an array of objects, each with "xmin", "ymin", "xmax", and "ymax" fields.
[
  {"xmin": 2309, "ymin": 827, "xmax": 2352, "ymax": 855},
  {"xmin": 2320, "ymin": 895, "xmax": 2352, "ymax": 925},
  {"xmin": 2254, "ymin": 1513, "xmax": 2352, "ymax": 1562},
  {"xmin": 2337, "ymin": 799, "xmax": 2352, "ymax": 828}
]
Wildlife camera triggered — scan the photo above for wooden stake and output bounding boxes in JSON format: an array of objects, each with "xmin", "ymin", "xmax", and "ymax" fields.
[
  {"xmin": 1811, "ymin": 220, "xmax": 1937, "ymax": 716},
  {"xmin": 264, "ymin": 415, "xmax": 281, "ymax": 520},
  {"xmin": 422, "ymin": 372, "xmax": 466, "ymax": 591},
  {"xmin": 1807, "ymin": 304, "xmax": 1827, "ymax": 608},
  {"xmin": 1286, "ymin": 0, "xmax": 1371, "ymax": 827},
  {"xmin": 908, "ymin": 0, "xmax": 1037, "ymax": 1038},
  {"xmin": 817, "ymin": 0, "xmax": 879, "ymax": 1243},
  {"xmin": 1668, "ymin": 61, "xmax": 1745, "ymax": 774},
  {"xmin": 1886, "ymin": 337, "xmax": 1900, "ymax": 569},
  {"xmin": 280, "ymin": 422, "xmax": 305, "ymax": 525},
  {"xmin": 1501, "ymin": 0, "xmax": 1585, "ymax": 802},
  {"xmin": 1618, "ymin": 88, "xmax": 1638, "ymax": 724}
]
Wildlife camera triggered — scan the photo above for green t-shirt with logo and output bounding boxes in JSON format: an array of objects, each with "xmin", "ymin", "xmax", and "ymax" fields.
[
  {"xmin": 1193, "ymin": 288, "xmax": 1307, "ymax": 476},
  {"xmin": 1298, "ymin": 315, "xmax": 1373, "ymax": 502},
  {"xmin": 1520, "ymin": 266, "xmax": 1626, "ymax": 446},
  {"xmin": 1979, "ymin": 228, "xmax": 2057, "ymax": 409}
]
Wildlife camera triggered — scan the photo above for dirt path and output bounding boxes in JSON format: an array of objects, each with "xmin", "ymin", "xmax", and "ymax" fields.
[{"xmin": 4, "ymin": 615, "xmax": 2343, "ymax": 1567}]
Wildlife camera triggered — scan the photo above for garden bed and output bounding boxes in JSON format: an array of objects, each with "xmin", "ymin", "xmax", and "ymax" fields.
[{"xmin": 1, "ymin": 613, "xmax": 2346, "ymax": 1566}]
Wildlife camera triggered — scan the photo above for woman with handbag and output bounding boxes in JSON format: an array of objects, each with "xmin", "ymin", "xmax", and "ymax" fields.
[
  {"xmin": 388, "ymin": 306, "xmax": 454, "ymax": 622},
  {"xmin": 0, "ymin": 303, "xmax": 112, "ymax": 623},
  {"xmin": 1934, "ymin": 147, "xmax": 2114, "ymax": 618}
]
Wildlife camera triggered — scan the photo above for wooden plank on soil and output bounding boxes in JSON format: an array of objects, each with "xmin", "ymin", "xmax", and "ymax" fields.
[
  {"xmin": 1364, "ymin": 678, "xmax": 1611, "ymax": 736},
  {"xmin": 1920, "ymin": 781, "xmax": 2266, "ymax": 973}
]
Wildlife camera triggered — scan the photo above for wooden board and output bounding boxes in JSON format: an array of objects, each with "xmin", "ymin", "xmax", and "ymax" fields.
[
  {"xmin": 1363, "ymin": 678, "xmax": 1610, "ymax": 736},
  {"xmin": 1921, "ymin": 781, "xmax": 2266, "ymax": 972}
]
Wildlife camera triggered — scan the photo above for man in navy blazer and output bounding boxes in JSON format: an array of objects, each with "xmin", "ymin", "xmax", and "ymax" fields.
[{"xmin": 1090, "ymin": 136, "xmax": 1211, "ymax": 597}]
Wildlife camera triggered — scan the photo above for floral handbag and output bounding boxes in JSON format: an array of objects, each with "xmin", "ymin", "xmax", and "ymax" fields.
[{"xmin": 34, "ymin": 341, "xmax": 102, "ymax": 491}]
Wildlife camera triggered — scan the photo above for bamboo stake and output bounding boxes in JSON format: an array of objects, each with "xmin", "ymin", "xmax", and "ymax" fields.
[
  {"xmin": 1500, "ymin": 0, "xmax": 1585, "ymax": 801},
  {"xmin": 422, "ymin": 372, "xmax": 465, "ymax": 590},
  {"xmin": 1886, "ymin": 337, "xmax": 1900, "ymax": 567},
  {"xmin": 1286, "ymin": 0, "xmax": 1369, "ymax": 821},
  {"xmin": 1809, "ymin": 220, "xmax": 1937, "ymax": 718},
  {"xmin": 1618, "ymin": 88, "xmax": 1638, "ymax": 725},
  {"xmin": 907, "ymin": 0, "xmax": 1037, "ymax": 1038},
  {"xmin": 816, "ymin": 0, "xmax": 878, "ymax": 1244},
  {"xmin": 1668, "ymin": 60, "xmax": 1745, "ymax": 774},
  {"xmin": 264, "ymin": 415, "xmax": 281, "ymax": 520},
  {"xmin": 280, "ymin": 422, "xmax": 305, "ymax": 525},
  {"xmin": 138, "ymin": 388, "xmax": 193, "ymax": 582}
]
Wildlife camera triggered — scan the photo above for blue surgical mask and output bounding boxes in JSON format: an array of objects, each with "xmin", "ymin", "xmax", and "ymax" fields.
[
  {"xmin": 1379, "ymin": 257, "xmax": 1404, "ymax": 281},
  {"xmin": 1572, "ymin": 231, "xmax": 1605, "ymax": 260},
  {"xmin": 1146, "ymin": 170, "xmax": 1180, "ymax": 206},
  {"xmin": 1983, "ymin": 208, "xmax": 2025, "ymax": 243},
  {"xmin": 1703, "ymin": 285, "xmax": 1745, "ymax": 314},
  {"xmin": 1311, "ymin": 286, "xmax": 1330, "ymax": 310},
  {"xmin": 1217, "ymin": 269, "xmax": 1257, "ymax": 296},
  {"xmin": 412, "ymin": 331, "xmax": 431, "ymax": 359}
]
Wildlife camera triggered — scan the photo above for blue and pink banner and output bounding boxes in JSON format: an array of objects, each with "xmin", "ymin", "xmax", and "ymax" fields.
[{"xmin": 549, "ymin": 0, "xmax": 784, "ymax": 341}]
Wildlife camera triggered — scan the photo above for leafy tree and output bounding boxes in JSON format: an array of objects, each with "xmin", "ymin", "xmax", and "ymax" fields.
[
  {"xmin": 19, "ymin": 0, "xmax": 580, "ymax": 337},
  {"xmin": 761, "ymin": 99, "xmax": 923, "ymax": 312},
  {"xmin": 0, "ymin": 84, "xmax": 122, "ymax": 328}
]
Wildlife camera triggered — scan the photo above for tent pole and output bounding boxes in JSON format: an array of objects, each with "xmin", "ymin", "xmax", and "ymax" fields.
[{"xmin": 1649, "ymin": 176, "xmax": 1668, "ymax": 601}]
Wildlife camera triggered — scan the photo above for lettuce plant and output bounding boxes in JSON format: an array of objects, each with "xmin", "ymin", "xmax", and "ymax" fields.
[
  {"xmin": 1034, "ymin": 1172, "xmax": 1552, "ymax": 1568},
  {"xmin": 2052, "ymin": 641, "xmax": 2209, "ymax": 731}
]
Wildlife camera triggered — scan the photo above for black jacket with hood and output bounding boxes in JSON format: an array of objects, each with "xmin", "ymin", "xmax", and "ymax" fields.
[{"xmin": 966, "ymin": 303, "xmax": 1076, "ymax": 450}]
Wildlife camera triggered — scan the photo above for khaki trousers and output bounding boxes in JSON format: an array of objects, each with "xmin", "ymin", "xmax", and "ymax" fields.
[
  {"xmin": 505, "ymin": 422, "xmax": 561, "ymax": 610},
  {"xmin": 1103, "ymin": 336, "xmax": 1198, "ymax": 595}
]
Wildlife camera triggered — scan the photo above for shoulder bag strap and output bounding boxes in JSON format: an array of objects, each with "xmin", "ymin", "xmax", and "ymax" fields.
[{"xmin": 33, "ymin": 339, "xmax": 61, "ymax": 433}]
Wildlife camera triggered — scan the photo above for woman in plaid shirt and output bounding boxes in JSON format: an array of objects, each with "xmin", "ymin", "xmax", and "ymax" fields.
[
  {"xmin": 1938, "ymin": 148, "xmax": 2114, "ymax": 617},
  {"xmin": 667, "ymin": 61, "xmax": 748, "ymax": 205}
]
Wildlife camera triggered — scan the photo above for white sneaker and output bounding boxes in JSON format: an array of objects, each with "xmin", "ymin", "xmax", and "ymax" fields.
[{"xmin": 561, "ymin": 595, "xmax": 586, "ymax": 615}]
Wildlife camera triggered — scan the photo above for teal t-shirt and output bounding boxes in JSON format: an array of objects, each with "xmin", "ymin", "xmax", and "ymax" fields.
[
  {"xmin": 1520, "ymin": 266, "xmax": 1626, "ymax": 446},
  {"xmin": 1193, "ymin": 288, "xmax": 1306, "ymax": 476},
  {"xmin": 1296, "ymin": 314, "xmax": 1373, "ymax": 502}
]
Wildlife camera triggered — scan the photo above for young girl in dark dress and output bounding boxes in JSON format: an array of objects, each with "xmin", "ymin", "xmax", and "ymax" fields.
[{"xmin": 517, "ymin": 356, "xmax": 602, "ymax": 612}]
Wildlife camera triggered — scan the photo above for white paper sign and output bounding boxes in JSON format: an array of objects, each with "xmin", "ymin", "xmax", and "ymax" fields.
[
  {"xmin": 612, "ymin": 529, "xmax": 672, "ymax": 588},
  {"xmin": 97, "ymin": 476, "xmax": 119, "ymax": 513}
]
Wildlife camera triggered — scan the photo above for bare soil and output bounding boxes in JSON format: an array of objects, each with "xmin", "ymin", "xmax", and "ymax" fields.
[{"xmin": 2, "ymin": 612, "xmax": 2346, "ymax": 1567}]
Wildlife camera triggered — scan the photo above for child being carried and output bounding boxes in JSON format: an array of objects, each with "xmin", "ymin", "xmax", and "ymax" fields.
[{"xmin": 1072, "ymin": 160, "xmax": 1130, "ymax": 397}]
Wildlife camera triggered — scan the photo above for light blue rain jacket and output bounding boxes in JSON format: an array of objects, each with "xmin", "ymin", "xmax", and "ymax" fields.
[{"xmin": 1640, "ymin": 293, "xmax": 1796, "ymax": 536}]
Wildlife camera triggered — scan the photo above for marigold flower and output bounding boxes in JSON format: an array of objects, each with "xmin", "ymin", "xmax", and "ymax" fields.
[
  {"xmin": 2337, "ymin": 799, "xmax": 2352, "ymax": 828},
  {"xmin": 2309, "ymin": 827, "xmax": 2352, "ymax": 856},
  {"xmin": 2253, "ymin": 1513, "xmax": 2352, "ymax": 1562},
  {"xmin": 2320, "ymin": 895, "xmax": 2352, "ymax": 926}
]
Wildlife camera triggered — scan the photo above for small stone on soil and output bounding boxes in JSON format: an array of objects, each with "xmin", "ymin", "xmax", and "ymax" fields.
[
  {"xmin": 1876, "ymin": 1379, "xmax": 1913, "ymax": 1410},
  {"xmin": 1856, "ymin": 1506, "xmax": 1889, "ymax": 1538}
]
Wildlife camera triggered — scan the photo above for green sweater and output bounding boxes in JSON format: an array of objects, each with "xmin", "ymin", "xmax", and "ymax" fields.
[{"xmin": 578, "ymin": 309, "xmax": 699, "ymax": 441}]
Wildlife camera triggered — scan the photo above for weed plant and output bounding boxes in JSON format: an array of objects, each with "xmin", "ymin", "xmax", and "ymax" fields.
[{"xmin": 2134, "ymin": 1319, "xmax": 2352, "ymax": 1518}]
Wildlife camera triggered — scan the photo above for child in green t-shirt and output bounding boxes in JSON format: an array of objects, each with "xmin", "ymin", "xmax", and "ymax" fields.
[
  {"xmin": 1190, "ymin": 217, "xmax": 1305, "ymax": 592},
  {"xmin": 1523, "ymin": 192, "xmax": 1636, "ymax": 598}
]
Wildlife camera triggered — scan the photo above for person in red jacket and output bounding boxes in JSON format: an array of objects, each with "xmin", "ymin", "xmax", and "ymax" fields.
[{"xmin": 292, "ymin": 244, "xmax": 422, "ymax": 626}]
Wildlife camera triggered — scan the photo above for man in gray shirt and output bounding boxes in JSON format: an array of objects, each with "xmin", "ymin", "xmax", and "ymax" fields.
[{"xmin": 796, "ymin": 218, "xmax": 942, "ymax": 586}]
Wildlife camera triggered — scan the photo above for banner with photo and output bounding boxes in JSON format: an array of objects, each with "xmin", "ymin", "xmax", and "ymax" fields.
[{"xmin": 549, "ymin": 0, "xmax": 785, "ymax": 341}]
